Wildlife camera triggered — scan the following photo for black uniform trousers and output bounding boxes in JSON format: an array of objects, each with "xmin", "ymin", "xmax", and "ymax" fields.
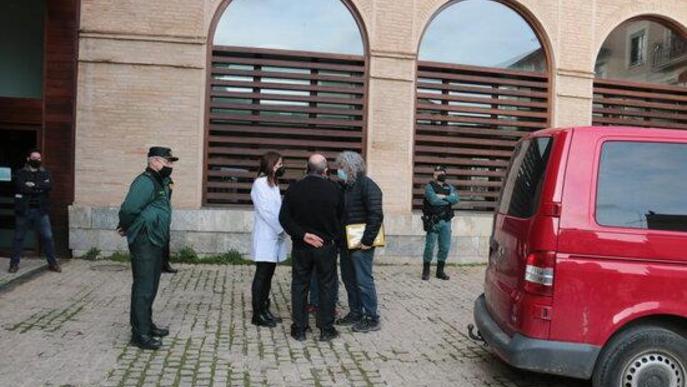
[
  {"xmin": 291, "ymin": 242, "xmax": 337, "ymax": 332},
  {"xmin": 129, "ymin": 230, "xmax": 163, "ymax": 337}
]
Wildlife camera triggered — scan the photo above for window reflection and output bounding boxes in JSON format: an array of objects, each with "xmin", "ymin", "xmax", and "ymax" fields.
[
  {"xmin": 596, "ymin": 19, "xmax": 687, "ymax": 85},
  {"xmin": 596, "ymin": 141, "xmax": 687, "ymax": 232},
  {"xmin": 214, "ymin": 0, "xmax": 363, "ymax": 55},
  {"xmin": 419, "ymin": 0, "xmax": 546, "ymax": 72}
]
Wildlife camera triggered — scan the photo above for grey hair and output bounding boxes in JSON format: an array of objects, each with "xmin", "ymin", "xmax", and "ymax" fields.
[{"xmin": 336, "ymin": 151, "xmax": 366, "ymax": 184}]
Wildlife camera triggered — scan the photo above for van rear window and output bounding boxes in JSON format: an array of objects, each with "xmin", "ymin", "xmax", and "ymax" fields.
[
  {"xmin": 596, "ymin": 141, "xmax": 687, "ymax": 232},
  {"xmin": 498, "ymin": 137, "xmax": 552, "ymax": 218}
]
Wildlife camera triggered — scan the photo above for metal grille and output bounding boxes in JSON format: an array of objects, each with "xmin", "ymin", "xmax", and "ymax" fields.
[
  {"xmin": 593, "ymin": 78, "xmax": 687, "ymax": 130},
  {"xmin": 205, "ymin": 46, "xmax": 366, "ymax": 205},
  {"xmin": 413, "ymin": 61, "xmax": 550, "ymax": 211}
]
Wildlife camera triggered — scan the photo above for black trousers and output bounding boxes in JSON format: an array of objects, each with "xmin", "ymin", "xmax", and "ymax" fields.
[
  {"xmin": 161, "ymin": 241, "xmax": 171, "ymax": 268},
  {"xmin": 251, "ymin": 262, "xmax": 276, "ymax": 316},
  {"xmin": 291, "ymin": 243, "xmax": 337, "ymax": 332}
]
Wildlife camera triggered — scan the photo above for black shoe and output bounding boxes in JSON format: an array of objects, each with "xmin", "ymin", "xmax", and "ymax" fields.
[
  {"xmin": 263, "ymin": 299, "xmax": 282, "ymax": 323},
  {"xmin": 319, "ymin": 328, "xmax": 339, "ymax": 342},
  {"xmin": 8, "ymin": 263, "xmax": 18, "ymax": 273},
  {"xmin": 264, "ymin": 309, "xmax": 282, "ymax": 324},
  {"xmin": 352, "ymin": 317, "xmax": 381, "ymax": 333},
  {"xmin": 252, "ymin": 313, "xmax": 277, "ymax": 328},
  {"xmin": 161, "ymin": 264, "xmax": 177, "ymax": 274},
  {"xmin": 151, "ymin": 325, "xmax": 169, "ymax": 337},
  {"xmin": 131, "ymin": 335, "xmax": 162, "ymax": 350},
  {"xmin": 436, "ymin": 261, "xmax": 450, "ymax": 280},
  {"xmin": 335, "ymin": 313, "xmax": 362, "ymax": 326},
  {"xmin": 422, "ymin": 262, "xmax": 430, "ymax": 281},
  {"xmin": 290, "ymin": 326, "xmax": 307, "ymax": 341}
]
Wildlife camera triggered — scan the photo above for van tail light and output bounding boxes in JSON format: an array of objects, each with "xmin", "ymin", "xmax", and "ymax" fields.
[{"xmin": 524, "ymin": 251, "xmax": 556, "ymax": 296}]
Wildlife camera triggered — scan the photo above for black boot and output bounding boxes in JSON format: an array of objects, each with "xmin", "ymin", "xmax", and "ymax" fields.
[
  {"xmin": 264, "ymin": 298, "xmax": 282, "ymax": 324},
  {"xmin": 252, "ymin": 311, "xmax": 277, "ymax": 328},
  {"xmin": 422, "ymin": 262, "xmax": 430, "ymax": 281},
  {"xmin": 161, "ymin": 244, "xmax": 177, "ymax": 273},
  {"xmin": 131, "ymin": 334, "xmax": 162, "ymax": 350},
  {"xmin": 436, "ymin": 261, "xmax": 450, "ymax": 280},
  {"xmin": 161, "ymin": 262, "xmax": 178, "ymax": 274}
]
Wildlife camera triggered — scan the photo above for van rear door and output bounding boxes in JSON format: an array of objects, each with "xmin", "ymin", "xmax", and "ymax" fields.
[{"xmin": 484, "ymin": 135, "xmax": 557, "ymax": 337}]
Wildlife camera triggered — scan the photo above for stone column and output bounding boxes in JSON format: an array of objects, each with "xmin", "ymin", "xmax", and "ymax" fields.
[{"xmin": 365, "ymin": 52, "xmax": 417, "ymax": 214}]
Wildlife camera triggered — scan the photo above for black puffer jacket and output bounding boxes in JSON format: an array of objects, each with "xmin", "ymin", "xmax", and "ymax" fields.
[{"xmin": 342, "ymin": 174, "xmax": 384, "ymax": 247}]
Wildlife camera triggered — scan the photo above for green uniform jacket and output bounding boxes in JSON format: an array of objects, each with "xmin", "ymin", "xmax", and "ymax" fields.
[{"xmin": 118, "ymin": 169, "xmax": 172, "ymax": 247}]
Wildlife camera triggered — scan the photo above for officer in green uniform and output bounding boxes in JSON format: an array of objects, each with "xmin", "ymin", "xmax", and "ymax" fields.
[
  {"xmin": 117, "ymin": 147, "xmax": 178, "ymax": 350},
  {"xmin": 421, "ymin": 165, "xmax": 459, "ymax": 281}
]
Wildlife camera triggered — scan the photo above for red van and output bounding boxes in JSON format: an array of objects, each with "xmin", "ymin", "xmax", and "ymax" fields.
[{"xmin": 473, "ymin": 126, "xmax": 687, "ymax": 387}]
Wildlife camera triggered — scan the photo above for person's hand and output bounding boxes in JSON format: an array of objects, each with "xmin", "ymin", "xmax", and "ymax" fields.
[
  {"xmin": 116, "ymin": 227, "xmax": 126, "ymax": 237},
  {"xmin": 359, "ymin": 243, "xmax": 372, "ymax": 250},
  {"xmin": 303, "ymin": 233, "xmax": 324, "ymax": 248},
  {"xmin": 25, "ymin": 181, "xmax": 35, "ymax": 187}
]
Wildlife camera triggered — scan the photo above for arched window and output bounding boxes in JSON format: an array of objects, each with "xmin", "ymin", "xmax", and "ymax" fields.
[
  {"xmin": 414, "ymin": 0, "xmax": 551, "ymax": 211},
  {"xmin": 593, "ymin": 18, "xmax": 687, "ymax": 130},
  {"xmin": 205, "ymin": 0, "xmax": 366, "ymax": 206}
]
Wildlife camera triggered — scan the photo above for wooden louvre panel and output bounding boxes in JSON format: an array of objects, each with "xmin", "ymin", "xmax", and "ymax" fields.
[
  {"xmin": 414, "ymin": 61, "xmax": 550, "ymax": 211},
  {"xmin": 206, "ymin": 46, "xmax": 366, "ymax": 205},
  {"xmin": 593, "ymin": 78, "xmax": 687, "ymax": 130}
]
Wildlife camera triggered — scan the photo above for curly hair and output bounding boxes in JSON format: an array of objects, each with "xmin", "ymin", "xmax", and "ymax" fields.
[{"xmin": 335, "ymin": 151, "xmax": 366, "ymax": 184}]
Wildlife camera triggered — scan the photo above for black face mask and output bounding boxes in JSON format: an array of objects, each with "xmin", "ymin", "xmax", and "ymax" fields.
[
  {"xmin": 275, "ymin": 166, "xmax": 286, "ymax": 177},
  {"xmin": 28, "ymin": 159, "xmax": 42, "ymax": 169},
  {"xmin": 159, "ymin": 166, "xmax": 173, "ymax": 179},
  {"xmin": 437, "ymin": 174, "xmax": 447, "ymax": 182}
]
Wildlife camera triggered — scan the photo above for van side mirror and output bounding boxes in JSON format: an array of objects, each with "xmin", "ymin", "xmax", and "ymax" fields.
[{"xmin": 0, "ymin": 167, "xmax": 12, "ymax": 182}]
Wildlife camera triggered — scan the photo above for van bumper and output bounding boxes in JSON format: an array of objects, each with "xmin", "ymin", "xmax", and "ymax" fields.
[{"xmin": 474, "ymin": 294, "xmax": 600, "ymax": 379}]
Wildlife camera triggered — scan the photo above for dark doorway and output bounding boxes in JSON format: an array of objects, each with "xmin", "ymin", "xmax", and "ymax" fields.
[{"xmin": 0, "ymin": 128, "xmax": 39, "ymax": 255}]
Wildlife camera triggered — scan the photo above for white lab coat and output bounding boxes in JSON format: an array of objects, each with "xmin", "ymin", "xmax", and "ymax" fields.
[{"xmin": 250, "ymin": 176, "xmax": 288, "ymax": 262}]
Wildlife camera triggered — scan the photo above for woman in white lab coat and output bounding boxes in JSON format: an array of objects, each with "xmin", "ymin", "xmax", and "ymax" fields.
[{"xmin": 250, "ymin": 151, "xmax": 288, "ymax": 327}]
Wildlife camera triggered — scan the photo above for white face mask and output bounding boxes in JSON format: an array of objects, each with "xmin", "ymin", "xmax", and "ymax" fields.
[{"xmin": 337, "ymin": 169, "xmax": 348, "ymax": 181}]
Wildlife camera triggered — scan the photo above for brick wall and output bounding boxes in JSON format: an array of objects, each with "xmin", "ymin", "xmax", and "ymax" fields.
[{"xmin": 71, "ymin": 0, "xmax": 687, "ymax": 260}]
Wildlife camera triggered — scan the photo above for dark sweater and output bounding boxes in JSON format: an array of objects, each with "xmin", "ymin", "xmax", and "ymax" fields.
[
  {"xmin": 14, "ymin": 165, "xmax": 53, "ymax": 215},
  {"xmin": 279, "ymin": 174, "xmax": 344, "ymax": 249}
]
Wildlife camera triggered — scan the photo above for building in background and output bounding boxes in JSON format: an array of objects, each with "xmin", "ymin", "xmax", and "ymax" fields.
[
  {"xmin": 1, "ymin": 0, "xmax": 685, "ymax": 262},
  {"xmin": 0, "ymin": 0, "xmax": 78, "ymax": 256}
]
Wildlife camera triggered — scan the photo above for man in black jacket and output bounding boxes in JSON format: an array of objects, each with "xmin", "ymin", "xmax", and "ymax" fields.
[
  {"xmin": 9, "ymin": 149, "xmax": 61, "ymax": 273},
  {"xmin": 279, "ymin": 154, "xmax": 344, "ymax": 342},
  {"xmin": 334, "ymin": 151, "xmax": 384, "ymax": 333}
]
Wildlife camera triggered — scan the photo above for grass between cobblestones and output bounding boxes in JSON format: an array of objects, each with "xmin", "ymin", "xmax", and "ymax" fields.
[
  {"xmin": 1, "ymin": 262, "xmax": 590, "ymax": 386},
  {"xmin": 79, "ymin": 246, "xmax": 485, "ymax": 269}
]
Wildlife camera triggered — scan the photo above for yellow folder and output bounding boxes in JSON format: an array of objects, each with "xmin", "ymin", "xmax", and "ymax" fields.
[{"xmin": 345, "ymin": 223, "xmax": 385, "ymax": 250}]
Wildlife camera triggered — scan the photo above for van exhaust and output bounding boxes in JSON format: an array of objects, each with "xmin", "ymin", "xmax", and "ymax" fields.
[{"xmin": 467, "ymin": 324, "xmax": 485, "ymax": 343}]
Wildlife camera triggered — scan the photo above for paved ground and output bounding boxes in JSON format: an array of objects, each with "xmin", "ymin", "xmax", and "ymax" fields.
[
  {"xmin": 0, "ymin": 260, "xmax": 591, "ymax": 387},
  {"xmin": 0, "ymin": 257, "xmax": 47, "ymax": 290}
]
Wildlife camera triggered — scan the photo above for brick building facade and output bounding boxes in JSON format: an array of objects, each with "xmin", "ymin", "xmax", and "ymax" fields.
[{"xmin": 3, "ymin": 0, "xmax": 686, "ymax": 262}]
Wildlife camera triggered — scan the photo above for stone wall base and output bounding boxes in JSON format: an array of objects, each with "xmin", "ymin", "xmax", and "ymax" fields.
[{"xmin": 69, "ymin": 205, "xmax": 492, "ymax": 264}]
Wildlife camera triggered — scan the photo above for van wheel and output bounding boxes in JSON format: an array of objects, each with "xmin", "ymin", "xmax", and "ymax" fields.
[{"xmin": 593, "ymin": 324, "xmax": 687, "ymax": 387}]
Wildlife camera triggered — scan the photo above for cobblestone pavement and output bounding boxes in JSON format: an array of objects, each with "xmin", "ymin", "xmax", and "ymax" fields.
[
  {"xmin": 0, "ymin": 257, "xmax": 47, "ymax": 289},
  {"xmin": 0, "ymin": 260, "xmax": 591, "ymax": 387}
]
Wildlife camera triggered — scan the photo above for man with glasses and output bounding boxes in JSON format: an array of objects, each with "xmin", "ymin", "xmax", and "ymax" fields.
[
  {"xmin": 8, "ymin": 149, "xmax": 61, "ymax": 274},
  {"xmin": 117, "ymin": 147, "xmax": 178, "ymax": 350}
]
